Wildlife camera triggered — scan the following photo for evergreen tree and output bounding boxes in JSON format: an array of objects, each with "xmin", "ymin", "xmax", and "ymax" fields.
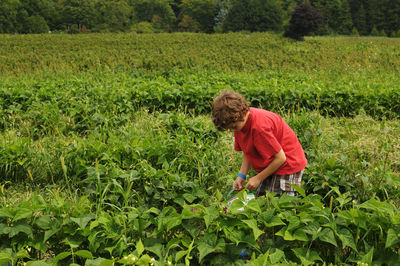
[
  {"xmin": 337, "ymin": 0, "xmax": 352, "ymax": 34},
  {"xmin": 284, "ymin": 2, "xmax": 323, "ymax": 40},
  {"xmin": 352, "ymin": 2, "xmax": 367, "ymax": 35}
]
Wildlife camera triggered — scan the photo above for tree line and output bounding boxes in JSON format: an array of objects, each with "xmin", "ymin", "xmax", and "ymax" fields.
[{"xmin": 0, "ymin": 0, "xmax": 399, "ymax": 37}]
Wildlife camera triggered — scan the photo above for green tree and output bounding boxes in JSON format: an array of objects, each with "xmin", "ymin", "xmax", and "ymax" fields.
[
  {"xmin": 223, "ymin": 0, "xmax": 284, "ymax": 32},
  {"xmin": 179, "ymin": 0, "xmax": 216, "ymax": 33},
  {"xmin": 337, "ymin": 0, "xmax": 352, "ymax": 34},
  {"xmin": 0, "ymin": 0, "xmax": 21, "ymax": 33},
  {"xmin": 132, "ymin": 0, "xmax": 176, "ymax": 31},
  {"xmin": 351, "ymin": 1, "xmax": 367, "ymax": 35},
  {"xmin": 284, "ymin": 2, "xmax": 323, "ymax": 40},
  {"xmin": 96, "ymin": 0, "xmax": 132, "ymax": 31},
  {"xmin": 61, "ymin": 0, "xmax": 100, "ymax": 30},
  {"xmin": 25, "ymin": 14, "xmax": 49, "ymax": 33}
]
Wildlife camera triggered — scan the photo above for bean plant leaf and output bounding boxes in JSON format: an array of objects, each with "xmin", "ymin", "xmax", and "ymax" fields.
[
  {"xmin": 9, "ymin": 223, "xmax": 33, "ymax": 238},
  {"xmin": 319, "ymin": 228, "xmax": 337, "ymax": 247},
  {"xmin": 258, "ymin": 211, "xmax": 285, "ymax": 227},
  {"xmin": 85, "ymin": 258, "xmax": 114, "ymax": 266},
  {"xmin": 246, "ymin": 199, "xmax": 261, "ymax": 213},
  {"xmin": 70, "ymin": 213, "xmax": 96, "ymax": 229},
  {"xmin": 25, "ymin": 261, "xmax": 49, "ymax": 266},
  {"xmin": 35, "ymin": 215, "xmax": 52, "ymax": 230},
  {"xmin": 338, "ymin": 228, "xmax": 357, "ymax": 251},
  {"xmin": 290, "ymin": 184, "xmax": 306, "ymax": 197},
  {"xmin": 51, "ymin": 252, "xmax": 71, "ymax": 265},
  {"xmin": 243, "ymin": 219, "xmax": 263, "ymax": 240},
  {"xmin": 13, "ymin": 208, "xmax": 33, "ymax": 222},
  {"xmin": 197, "ymin": 233, "xmax": 225, "ymax": 262},
  {"xmin": 143, "ymin": 238, "xmax": 163, "ymax": 259},
  {"xmin": 0, "ymin": 208, "xmax": 13, "ymax": 218},
  {"xmin": 0, "ymin": 253, "xmax": 12, "ymax": 265},
  {"xmin": 293, "ymin": 228, "xmax": 309, "ymax": 241},
  {"xmin": 269, "ymin": 249, "xmax": 285, "ymax": 264},
  {"xmin": 385, "ymin": 228, "xmax": 400, "ymax": 248},
  {"xmin": 136, "ymin": 239, "xmax": 144, "ymax": 256},
  {"xmin": 360, "ymin": 247, "xmax": 374, "ymax": 265},
  {"xmin": 204, "ymin": 206, "xmax": 219, "ymax": 229},
  {"xmin": 292, "ymin": 247, "xmax": 323, "ymax": 266},
  {"xmin": 75, "ymin": 250, "xmax": 93, "ymax": 259}
]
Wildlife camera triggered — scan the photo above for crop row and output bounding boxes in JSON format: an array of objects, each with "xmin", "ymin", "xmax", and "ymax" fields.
[
  {"xmin": 1, "ymin": 71, "xmax": 400, "ymax": 131},
  {"xmin": 1, "ymin": 33, "xmax": 399, "ymax": 76},
  {"xmin": 1, "ymin": 188, "xmax": 399, "ymax": 265}
]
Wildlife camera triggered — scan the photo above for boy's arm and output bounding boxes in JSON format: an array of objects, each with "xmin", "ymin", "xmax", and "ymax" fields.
[
  {"xmin": 233, "ymin": 155, "xmax": 250, "ymax": 190},
  {"xmin": 245, "ymin": 149, "xmax": 286, "ymax": 190}
]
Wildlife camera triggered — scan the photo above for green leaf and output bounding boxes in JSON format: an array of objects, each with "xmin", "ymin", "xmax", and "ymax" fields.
[
  {"xmin": 0, "ymin": 208, "xmax": 13, "ymax": 218},
  {"xmin": 117, "ymin": 254, "xmax": 137, "ymax": 265},
  {"xmin": 228, "ymin": 199, "xmax": 244, "ymax": 212},
  {"xmin": 75, "ymin": 250, "xmax": 93, "ymax": 259},
  {"xmin": 269, "ymin": 249, "xmax": 285, "ymax": 264},
  {"xmin": 70, "ymin": 213, "xmax": 96, "ymax": 229},
  {"xmin": 51, "ymin": 252, "xmax": 71, "ymax": 265},
  {"xmin": 293, "ymin": 228, "xmax": 309, "ymax": 241},
  {"xmin": 259, "ymin": 211, "xmax": 285, "ymax": 227},
  {"xmin": 136, "ymin": 239, "xmax": 144, "ymax": 256},
  {"xmin": 85, "ymin": 258, "xmax": 114, "ymax": 266},
  {"xmin": 35, "ymin": 215, "xmax": 52, "ymax": 230},
  {"xmin": 44, "ymin": 228, "xmax": 60, "ymax": 243},
  {"xmin": 318, "ymin": 228, "xmax": 337, "ymax": 247},
  {"xmin": 385, "ymin": 228, "xmax": 400, "ymax": 248},
  {"xmin": 338, "ymin": 228, "xmax": 357, "ymax": 251},
  {"xmin": 175, "ymin": 250, "xmax": 187, "ymax": 263},
  {"xmin": 15, "ymin": 249, "xmax": 30, "ymax": 259},
  {"xmin": 292, "ymin": 247, "xmax": 322, "ymax": 266},
  {"xmin": 143, "ymin": 238, "xmax": 163, "ymax": 259},
  {"xmin": 9, "ymin": 223, "xmax": 33, "ymax": 238},
  {"xmin": 360, "ymin": 247, "xmax": 374, "ymax": 265},
  {"xmin": 303, "ymin": 222, "xmax": 320, "ymax": 241},
  {"xmin": 243, "ymin": 219, "xmax": 263, "ymax": 240},
  {"xmin": 290, "ymin": 184, "xmax": 306, "ymax": 197},
  {"xmin": 0, "ymin": 223, "xmax": 10, "ymax": 235},
  {"xmin": 13, "ymin": 208, "xmax": 33, "ymax": 222},
  {"xmin": 26, "ymin": 261, "xmax": 50, "ymax": 266},
  {"xmin": 204, "ymin": 206, "xmax": 219, "ymax": 229},
  {"xmin": 165, "ymin": 216, "xmax": 181, "ymax": 232},
  {"xmin": 246, "ymin": 199, "xmax": 261, "ymax": 213},
  {"xmin": 197, "ymin": 233, "xmax": 225, "ymax": 262},
  {"xmin": 0, "ymin": 252, "xmax": 12, "ymax": 265}
]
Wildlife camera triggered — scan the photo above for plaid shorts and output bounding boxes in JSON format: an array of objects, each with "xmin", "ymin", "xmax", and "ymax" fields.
[{"xmin": 255, "ymin": 169, "xmax": 304, "ymax": 197}]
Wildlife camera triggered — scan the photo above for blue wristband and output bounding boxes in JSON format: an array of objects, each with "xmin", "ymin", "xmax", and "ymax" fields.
[{"xmin": 237, "ymin": 173, "xmax": 246, "ymax": 180}]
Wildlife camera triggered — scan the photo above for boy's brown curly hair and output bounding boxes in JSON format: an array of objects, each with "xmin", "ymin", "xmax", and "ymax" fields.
[{"xmin": 211, "ymin": 90, "xmax": 250, "ymax": 131}]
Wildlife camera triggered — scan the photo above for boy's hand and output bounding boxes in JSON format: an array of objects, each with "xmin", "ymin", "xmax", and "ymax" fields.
[
  {"xmin": 233, "ymin": 177, "xmax": 245, "ymax": 191},
  {"xmin": 245, "ymin": 176, "xmax": 262, "ymax": 190}
]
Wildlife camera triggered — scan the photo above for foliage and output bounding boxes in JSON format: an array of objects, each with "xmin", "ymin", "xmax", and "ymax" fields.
[
  {"xmin": 179, "ymin": 0, "xmax": 216, "ymax": 33},
  {"xmin": 223, "ymin": 0, "xmax": 284, "ymax": 32},
  {"xmin": 284, "ymin": 2, "xmax": 322, "ymax": 40}
]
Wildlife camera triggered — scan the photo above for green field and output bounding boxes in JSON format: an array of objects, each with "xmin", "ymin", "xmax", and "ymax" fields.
[{"xmin": 1, "ymin": 33, "xmax": 400, "ymax": 265}]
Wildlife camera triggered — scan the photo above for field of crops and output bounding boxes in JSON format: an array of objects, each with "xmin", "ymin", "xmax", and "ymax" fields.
[{"xmin": 1, "ymin": 33, "xmax": 400, "ymax": 265}]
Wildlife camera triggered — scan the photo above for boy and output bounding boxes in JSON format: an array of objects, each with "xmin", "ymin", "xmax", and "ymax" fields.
[{"xmin": 211, "ymin": 90, "xmax": 307, "ymax": 197}]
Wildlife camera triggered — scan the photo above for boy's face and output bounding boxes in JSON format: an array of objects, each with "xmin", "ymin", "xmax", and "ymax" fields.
[{"xmin": 226, "ymin": 111, "xmax": 249, "ymax": 132}]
